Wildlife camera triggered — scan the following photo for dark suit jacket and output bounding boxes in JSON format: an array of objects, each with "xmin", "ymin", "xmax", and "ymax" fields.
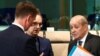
[
  {"xmin": 32, "ymin": 36, "xmax": 54, "ymax": 56},
  {"xmin": 0, "ymin": 25, "xmax": 38, "ymax": 56},
  {"xmin": 68, "ymin": 33, "xmax": 100, "ymax": 56}
]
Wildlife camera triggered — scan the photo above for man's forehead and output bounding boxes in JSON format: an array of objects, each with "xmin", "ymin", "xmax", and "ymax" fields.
[
  {"xmin": 71, "ymin": 16, "xmax": 83, "ymax": 21},
  {"xmin": 70, "ymin": 18, "xmax": 80, "ymax": 23},
  {"xmin": 70, "ymin": 15, "xmax": 84, "ymax": 24}
]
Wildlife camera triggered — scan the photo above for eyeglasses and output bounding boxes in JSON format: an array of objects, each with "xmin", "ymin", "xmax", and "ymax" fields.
[{"xmin": 32, "ymin": 22, "xmax": 42, "ymax": 27}]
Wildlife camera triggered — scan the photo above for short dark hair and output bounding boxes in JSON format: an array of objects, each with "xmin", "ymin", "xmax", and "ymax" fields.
[{"xmin": 15, "ymin": 1, "xmax": 38, "ymax": 18}]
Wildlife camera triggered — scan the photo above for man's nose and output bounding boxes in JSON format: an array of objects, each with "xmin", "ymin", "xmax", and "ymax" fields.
[
  {"xmin": 71, "ymin": 28, "xmax": 75, "ymax": 33},
  {"xmin": 35, "ymin": 24, "xmax": 41, "ymax": 28}
]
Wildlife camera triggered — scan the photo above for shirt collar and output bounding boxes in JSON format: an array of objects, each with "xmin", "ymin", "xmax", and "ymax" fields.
[
  {"xmin": 77, "ymin": 32, "xmax": 88, "ymax": 47},
  {"xmin": 78, "ymin": 32, "xmax": 88, "ymax": 47},
  {"xmin": 12, "ymin": 22, "xmax": 24, "ymax": 31},
  {"xmin": 80, "ymin": 32, "xmax": 88, "ymax": 42}
]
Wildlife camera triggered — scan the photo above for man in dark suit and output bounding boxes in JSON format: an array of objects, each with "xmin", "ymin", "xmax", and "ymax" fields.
[
  {"xmin": 26, "ymin": 13, "xmax": 54, "ymax": 56},
  {"xmin": 68, "ymin": 15, "xmax": 100, "ymax": 56},
  {"xmin": 0, "ymin": 1, "xmax": 39, "ymax": 56}
]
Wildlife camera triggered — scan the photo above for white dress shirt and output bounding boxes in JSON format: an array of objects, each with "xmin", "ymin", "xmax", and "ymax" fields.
[{"xmin": 77, "ymin": 33, "xmax": 88, "ymax": 47}]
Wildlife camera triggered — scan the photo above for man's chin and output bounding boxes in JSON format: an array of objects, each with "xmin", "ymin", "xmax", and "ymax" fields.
[
  {"xmin": 32, "ymin": 34, "xmax": 38, "ymax": 37},
  {"xmin": 33, "ymin": 32, "xmax": 38, "ymax": 35},
  {"xmin": 73, "ymin": 36, "xmax": 79, "ymax": 40},
  {"xmin": 75, "ymin": 37, "xmax": 81, "ymax": 40}
]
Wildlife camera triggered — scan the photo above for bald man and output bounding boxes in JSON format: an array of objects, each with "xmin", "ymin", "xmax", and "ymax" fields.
[{"xmin": 68, "ymin": 15, "xmax": 100, "ymax": 56}]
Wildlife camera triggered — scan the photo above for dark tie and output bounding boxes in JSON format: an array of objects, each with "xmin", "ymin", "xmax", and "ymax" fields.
[
  {"xmin": 78, "ymin": 41, "xmax": 82, "ymax": 46},
  {"xmin": 35, "ymin": 38, "xmax": 40, "ymax": 54}
]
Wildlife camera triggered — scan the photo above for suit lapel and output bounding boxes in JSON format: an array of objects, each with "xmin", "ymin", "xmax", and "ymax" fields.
[
  {"xmin": 84, "ymin": 33, "xmax": 92, "ymax": 51},
  {"xmin": 72, "ymin": 40, "xmax": 77, "ymax": 47},
  {"xmin": 70, "ymin": 39, "xmax": 77, "ymax": 50}
]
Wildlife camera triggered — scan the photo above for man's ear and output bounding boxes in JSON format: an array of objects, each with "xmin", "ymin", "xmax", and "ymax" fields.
[
  {"xmin": 83, "ymin": 24, "xmax": 88, "ymax": 31},
  {"xmin": 25, "ymin": 15, "xmax": 32, "ymax": 25},
  {"xmin": 26, "ymin": 15, "xmax": 31, "ymax": 22}
]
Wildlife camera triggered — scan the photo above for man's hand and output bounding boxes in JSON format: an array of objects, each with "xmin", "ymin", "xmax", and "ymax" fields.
[{"xmin": 40, "ymin": 52, "xmax": 44, "ymax": 56}]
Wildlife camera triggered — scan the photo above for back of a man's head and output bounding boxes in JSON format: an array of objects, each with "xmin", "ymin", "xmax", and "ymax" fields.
[{"xmin": 15, "ymin": 1, "xmax": 38, "ymax": 18}]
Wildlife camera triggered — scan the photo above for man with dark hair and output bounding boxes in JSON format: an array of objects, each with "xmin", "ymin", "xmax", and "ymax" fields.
[
  {"xmin": 26, "ymin": 13, "xmax": 54, "ymax": 56},
  {"xmin": 0, "ymin": 1, "xmax": 39, "ymax": 56}
]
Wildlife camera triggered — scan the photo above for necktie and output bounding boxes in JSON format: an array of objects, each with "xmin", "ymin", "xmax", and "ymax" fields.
[
  {"xmin": 35, "ymin": 38, "xmax": 40, "ymax": 53},
  {"xmin": 78, "ymin": 41, "xmax": 82, "ymax": 46}
]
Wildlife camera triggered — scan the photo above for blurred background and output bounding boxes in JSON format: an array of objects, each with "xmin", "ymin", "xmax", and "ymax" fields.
[{"xmin": 0, "ymin": 0, "xmax": 100, "ymax": 31}]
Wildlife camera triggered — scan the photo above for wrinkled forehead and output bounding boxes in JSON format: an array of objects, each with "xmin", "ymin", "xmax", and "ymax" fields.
[{"xmin": 70, "ymin": 16, "xmax": 82, "ymax": 25}]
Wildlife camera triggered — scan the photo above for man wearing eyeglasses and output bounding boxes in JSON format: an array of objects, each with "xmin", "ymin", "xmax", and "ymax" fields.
[{"xmin": 26, "ymin": 13, "xmax": 54, "ymax": 56}]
